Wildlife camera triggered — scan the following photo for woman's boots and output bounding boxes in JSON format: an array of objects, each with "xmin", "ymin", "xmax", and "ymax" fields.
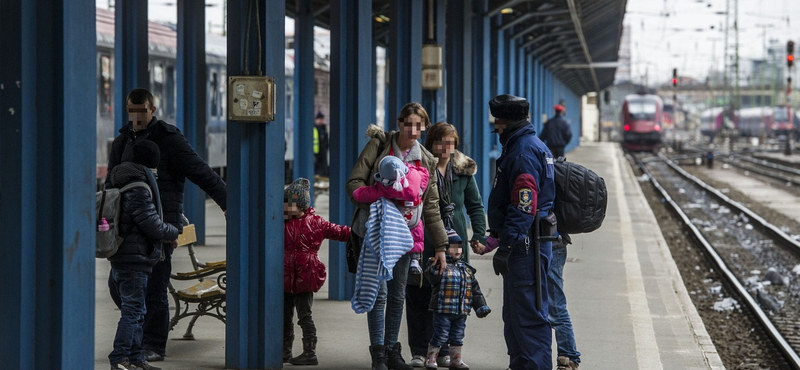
[
  {"xmin": 289, "ymin": 336, "xmax": 318, "ymax": 365},
  {"xmin": 370, "ymin": 345, "xmax": 388, "ymax": 370},
  {"xmin": 386, "ymin": 342, "xmax": 413, "ymax": 370},
  {"xmin": 282, "ymin": 335, "xmax": 294, "ymax": 363}
]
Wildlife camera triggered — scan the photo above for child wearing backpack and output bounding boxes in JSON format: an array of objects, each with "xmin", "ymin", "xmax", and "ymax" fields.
[
  {"xmin": 424, "ymin": 229, "xmax": 491, "ymax": 370},
  {"xmin": 105, "ymin": 140, "xmax": 179, "ymax": 370},
  {"xmin": 283, "ymin": 178, "xmax": 351, "ymax": 365},
  {"xmin": 352, "ymin": 155, "xmax": 429, "ymax": 275}
]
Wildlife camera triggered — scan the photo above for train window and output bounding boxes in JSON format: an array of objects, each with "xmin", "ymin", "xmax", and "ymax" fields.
[
  {"xmin": 99, "ymin": 54, "xmax": 113, "ymax": 117},
  {"xmin": 211, "ymin": 72, "xmax": 219, "ymax": 117},
  {"xmin": 628, "ymin": 99, "xmax": 657, "ymax": 121}
]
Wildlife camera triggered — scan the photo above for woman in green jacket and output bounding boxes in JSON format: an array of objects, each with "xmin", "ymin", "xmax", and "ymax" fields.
[{"xmin": 405, "ymin": 122, "xmax": 488, "ymax": 367}]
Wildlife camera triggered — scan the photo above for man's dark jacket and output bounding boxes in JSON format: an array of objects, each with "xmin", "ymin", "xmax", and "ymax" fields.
[
  {"xmin": 107, "ymin": 162, "xmax": 179, "ymax": 273},
  {"xmin": 539, "ymin": 114, "xmax": 572, "ymax": 149},
  {"xmin": 106, "ymin": 118, "xmax": 227, "ymax": 230}
]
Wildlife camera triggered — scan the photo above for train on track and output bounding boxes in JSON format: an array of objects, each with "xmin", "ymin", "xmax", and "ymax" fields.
[
  {"xmin": 95, "ymin": 7, "xmax": 331, "ymax": 184},
  {"xmin": 620, "ymin": 93, "xmax": 663, "ymax": 151},
  {"xmin": 698, "ymin": 106, "xmax": 798, "ymax": 138}
]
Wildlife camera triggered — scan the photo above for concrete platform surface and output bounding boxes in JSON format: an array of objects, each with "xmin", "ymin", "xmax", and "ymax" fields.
[{"xmin": 94, "ymin": 141, "xmax": 723, "ymax": 369}]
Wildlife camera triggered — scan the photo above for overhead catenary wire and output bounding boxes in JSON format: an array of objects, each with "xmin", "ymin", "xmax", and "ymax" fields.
[{"xmin": 255, "ymin": 0, "xmax": 262, "ymax": 76}]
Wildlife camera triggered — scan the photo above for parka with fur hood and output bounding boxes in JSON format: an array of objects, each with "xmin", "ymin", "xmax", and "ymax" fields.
[{"xmin": 346, "ymin": 125, "xmax": 449, "ymax": 252}]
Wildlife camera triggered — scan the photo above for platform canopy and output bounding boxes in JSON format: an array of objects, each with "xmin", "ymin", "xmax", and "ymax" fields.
[{"xmin": 285, "ymin": 0, "xmax": 626, "ymax": 95}]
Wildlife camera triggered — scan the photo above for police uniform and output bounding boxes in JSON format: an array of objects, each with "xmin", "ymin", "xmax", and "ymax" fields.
[{"xmin": 487, "ymin": 95, "xmax": 556, "ymax": 370}]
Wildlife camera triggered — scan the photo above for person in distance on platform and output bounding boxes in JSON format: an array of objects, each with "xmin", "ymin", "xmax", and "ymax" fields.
[
  {"xmin": 283, "ymin": 177, "xmax": 351, "ymax": 366},
  {"xmin": 313, "ymin": 111, "xmax": 330, "ymax": 177},
  {"xmin": 539, "ymin": 104, "xmax": 572, "ymax": 158}
]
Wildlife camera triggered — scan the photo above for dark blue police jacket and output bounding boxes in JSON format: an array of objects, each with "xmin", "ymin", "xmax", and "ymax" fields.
[{"xmin": 488, "ymin": 122, "xmax": 556, "ymax": 249}]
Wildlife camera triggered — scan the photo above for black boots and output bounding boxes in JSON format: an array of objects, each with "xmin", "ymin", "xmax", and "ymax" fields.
[
  {"xmin": 289, "ymin": 337, "xmax": 318, "ymax": 365},
  {"xmin": 283, "ymin": 335, "xmax": 294, "ymax": 363},
  {"xmin": 386, "ymin": 342, "xmax": 413, "ymax": 370},
  {"xmin": 370, "ymin": 345, "xmax": 388, "ymax": 370}
]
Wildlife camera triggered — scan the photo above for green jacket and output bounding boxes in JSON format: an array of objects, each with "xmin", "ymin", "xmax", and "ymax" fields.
[
  {"xmin": 346, "ymin": 125, "xmax": 448, "ymax": 252},
  {"xmin": 423, "ymin": 150, "xmax": 487, "ymax": 266}
]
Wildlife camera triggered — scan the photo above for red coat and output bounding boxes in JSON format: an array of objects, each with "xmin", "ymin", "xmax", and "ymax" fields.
[{"xmin": 284, "ymin": 207, "xmax": 351, "ymax": 293}]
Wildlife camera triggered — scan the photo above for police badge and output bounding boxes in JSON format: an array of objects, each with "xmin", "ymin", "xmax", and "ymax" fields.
[{"xmin": 518, "ymin": 188, "xmax": 533, "ymax": 213}]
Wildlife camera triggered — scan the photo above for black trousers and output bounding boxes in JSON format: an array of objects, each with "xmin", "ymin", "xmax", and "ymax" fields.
[
  {"xmin": 550, "ymin": 146, "xmax": 565, "ymax": 158},
  {"xmin": 405, "ymin": 284, "xmax": 449, "ymax": 357},
  {"xmin": 284, "ymin": 292, "xmax": 316, "ymax": 340}
]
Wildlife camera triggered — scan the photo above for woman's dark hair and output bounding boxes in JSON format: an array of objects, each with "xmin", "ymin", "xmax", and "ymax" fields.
[
  {"xmin": 424, "ymin": 122, "xmax": 460, "ymax": 152},
  {"xmin": 397, "ymin": 102, "xmax": 431, "ymax": 129}
]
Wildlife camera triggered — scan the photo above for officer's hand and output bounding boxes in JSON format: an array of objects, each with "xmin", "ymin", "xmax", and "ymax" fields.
[{"xmin": 493, "ymin": 246, "xmax": 511, "ymax": 275}]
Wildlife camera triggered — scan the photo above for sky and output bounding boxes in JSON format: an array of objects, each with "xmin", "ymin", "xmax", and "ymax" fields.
[{"xmin": 624, "ymin": 0, "xmax": 800, "ymax": 86}]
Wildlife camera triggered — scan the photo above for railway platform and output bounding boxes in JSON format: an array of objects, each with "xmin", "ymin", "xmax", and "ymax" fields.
[{"xmin": 93, "ymin": 142, "xmax": 723, "ymax": 370}]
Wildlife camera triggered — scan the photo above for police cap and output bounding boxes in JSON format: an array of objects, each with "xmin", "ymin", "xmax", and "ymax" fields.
[{"xmin": 489, "ymin": 94, "xmax": 529, "ymax": 121}]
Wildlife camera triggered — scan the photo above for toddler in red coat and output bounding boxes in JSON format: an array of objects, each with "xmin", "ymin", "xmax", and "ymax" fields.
[
  {"xmin": 283, "ymin": 177, "xmax": 351, "ymax": 366},
  {"xmin": 353, "ymin": 155, "xmax": 429, "ymax": 275}
]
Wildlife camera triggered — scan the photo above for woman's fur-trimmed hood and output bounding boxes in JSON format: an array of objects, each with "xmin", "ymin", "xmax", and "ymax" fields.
[
  {"xmin": 451, "ymin": 150, "xmax": 477, "ymax": 176},
  {"xmin": 366, "ymin": 124, "xmax": 388, "ymax": 143}
]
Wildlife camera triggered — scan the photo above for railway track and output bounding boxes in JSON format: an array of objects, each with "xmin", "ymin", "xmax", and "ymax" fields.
[{"xmin": 632, "ymin": 152, "xmax": 800, "ymax": 369}]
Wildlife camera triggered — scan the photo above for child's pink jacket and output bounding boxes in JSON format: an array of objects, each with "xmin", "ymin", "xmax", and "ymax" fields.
[{"xmin": 353, "ymin": 165, "xmax": 429, "ymax": 254}]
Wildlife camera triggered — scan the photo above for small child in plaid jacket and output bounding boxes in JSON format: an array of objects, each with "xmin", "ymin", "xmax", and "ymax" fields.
[{"xmin": 423, "ymin": 229, "xmax": 491, "ymax": 370}]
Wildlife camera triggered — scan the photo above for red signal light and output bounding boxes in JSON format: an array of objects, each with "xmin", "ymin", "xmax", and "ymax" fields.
[
  {"xmin": 672, "ymin": 78, "xmax": 677, "ymax": 86},
  {"xmin": 790, "ymin": 55, "xmax": 795, "ymax": 62},
  {"xmin": 624, "ymin": 124, "xmax": 631, "ymax": 131},
  {"xmin": 654, "ymin": 125, "xmax": 661, "ymax": 132}
]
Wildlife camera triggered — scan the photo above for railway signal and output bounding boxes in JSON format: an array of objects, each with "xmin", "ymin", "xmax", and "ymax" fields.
[
  {"xmin": 672, "ymin": 68, "xmax": 678, "ymax": 87},
  {"xmin": 788, "ymin": 41, "xmax": 795, "ymax": 68}
]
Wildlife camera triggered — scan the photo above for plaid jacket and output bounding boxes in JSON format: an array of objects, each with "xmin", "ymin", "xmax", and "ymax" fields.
[{"xmin": 425, "ymin": 256, "xmax": 487, "ymax": 315}]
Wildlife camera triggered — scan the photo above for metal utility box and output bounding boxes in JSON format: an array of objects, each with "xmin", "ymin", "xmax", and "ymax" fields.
[
  {"xmin": 228, "ymin": 76, "xmax": 276, "ymax": 122},
  {"xmin": 422, "ymin": 44, "xmax": 442, "ymax": 90}
]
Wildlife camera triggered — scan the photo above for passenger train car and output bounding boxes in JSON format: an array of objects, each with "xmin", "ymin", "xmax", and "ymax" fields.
[
  {"xmin": 95, "ymin": 7, "xmax": 330, "ymax": 184},
  {"xmin": 698, "ymin": 106, "xmax": 795, "ymax": 139},
  {"xmin": 620, "ymin": 93, "xmax": 663, "ymax": 151}
]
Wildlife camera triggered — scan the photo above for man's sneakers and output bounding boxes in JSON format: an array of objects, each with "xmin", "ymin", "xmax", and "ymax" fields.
[
  {"xmin": 110, "ymin": 360, "xmax": 141, "ymax": 370},
  {"xmin": 436, "ymin": 355, "xmax": 450, "ymax": 367},
  {"xmin": 143, "ymin": 349, "xmax": 164, "ymax": 362},
  {"xmin": 408, "ymin": 354, "xmax": 425, "ymax": 367},
  {"xmin": 556, "ymin": 356, "xmax": 580, "ymax": 370},
  {"xmin": 131, "ymin": 361, "xmax": 161, "ymax": 370}
]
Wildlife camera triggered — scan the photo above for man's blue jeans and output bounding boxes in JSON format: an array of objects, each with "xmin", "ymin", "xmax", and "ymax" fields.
[
  {"xmin": 108, "ymin": 269, "xmax": 149, "ymax": 365},
  {"xmin": 547, "ymin": 241, "xmax": 581, "ymax": 363},
  {"xmin": 368, "ymin": 254, "xmax": 410, "ymax": 346},
  {"xmin": 430, "ymin": 313, "xmax": 467, "ymax": 347}
]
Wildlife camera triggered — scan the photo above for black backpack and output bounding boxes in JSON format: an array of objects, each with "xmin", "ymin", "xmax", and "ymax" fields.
[{"xmin": 552, "ymin": 157, "xmax": 607, "ymax": 235}]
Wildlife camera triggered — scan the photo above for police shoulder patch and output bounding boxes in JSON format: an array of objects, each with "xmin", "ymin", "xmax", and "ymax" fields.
[{"xmin": 518, "ymin": 188, "xmax": 533, "ymax": 213}]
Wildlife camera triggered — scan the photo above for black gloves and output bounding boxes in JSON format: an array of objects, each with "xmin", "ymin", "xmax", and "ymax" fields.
[{"xmin": 493, "ymin": 245, "xmax": 511, "ymax": 275}]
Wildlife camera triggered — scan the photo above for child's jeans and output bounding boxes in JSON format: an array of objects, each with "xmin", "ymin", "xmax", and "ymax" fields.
[
  {"xmin": 108, "ymin": 269, "xmax": 149, "ymax": 365},
  {"xmin": 430, "ymin": 312, "xmax": 467, "ymax": 347}
]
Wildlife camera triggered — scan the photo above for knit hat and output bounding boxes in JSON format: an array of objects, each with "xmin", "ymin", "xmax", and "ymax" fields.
[
  {"xmin": 489, "ymin": 94, "xmax": 530, "ymax": 121},
  {"xmin": 284, "ymin": 177, "xmax": 311, "ymax": 210},
  {"xmin": 446, "ymin": 228, "xmax": 462, "ymax": 246},
  {"xmin": 132, "ymin": 140, "xmax": 160, "ymax": 169},
  {"xmin": 374, "ymin": 156, "xmax": 409, "ymax": 192},
  {"xmin": 315, "ymin": 111, "xmax": 325, "ymax": 119}
]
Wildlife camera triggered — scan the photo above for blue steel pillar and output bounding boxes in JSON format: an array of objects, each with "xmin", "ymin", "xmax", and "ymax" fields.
[
  {"xmin": 527, "ymin": 54, "xmax": 534, "ymax": 124},
  {"xmin": 508, "ymin": 38, "xmax": 517, "ymax": 95},
  {"xmin": 494, "ymin": 15, "xmax": 507, "ymax": 95},
  {"xmin": 446, "ymin": 0, "xmax": 472, "ymax": 139},
  {"xmin": 114, "ymin": 0, "xmax": 149, "ymax": 131},
  {"xmin": 518, "ymin": 41, "xmax": 525, "ymax": 98},
  {"xmin": 422, "ymin": 0, "xmax": 446, "ymax": 125},
  {"xmin": 471, "ymin": 0, "xmax": 491, "ymax": 205},
  {"xmin": 177, "ymin": 0, "xmax": 208, "ymax": 244},
  {"xmin": 329, "ymin": 0, "xmax": 372, "ymax": 300},
  {"xmin": 388, "ymin": 0, "xmax": 423, "ymax": 125},
  {"xmin": 225, "ymin": 0, "xmax": 285, "ymax": 368},
  {"xmin": 294, "ymin": 0, "xmax": 315, "ymax": 197},
  {"xmin": 0, "ymin": 0, "xmax": 96, "ymax": 368}
]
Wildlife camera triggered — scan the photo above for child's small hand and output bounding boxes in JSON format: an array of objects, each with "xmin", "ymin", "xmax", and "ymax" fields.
[{"xmin": 475, "ymin": 306, "xmax": 491, "ymax": 318}]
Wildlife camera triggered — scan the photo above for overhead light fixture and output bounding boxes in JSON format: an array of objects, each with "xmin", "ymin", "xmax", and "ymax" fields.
[{"xmin": 500, "ymin": 8, "xmax": 513, "ymax": 14}]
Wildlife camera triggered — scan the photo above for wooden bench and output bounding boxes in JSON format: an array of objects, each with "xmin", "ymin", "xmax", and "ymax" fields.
[
  {"xmin": 168, "ymin": 223, "xmax": 226, "ymax": 340},
  {"xmin": 313, "ymin": 175, "xmax": 330, "ymax": 206}
]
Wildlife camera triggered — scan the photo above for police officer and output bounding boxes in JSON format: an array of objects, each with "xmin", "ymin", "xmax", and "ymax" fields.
[{"xmin": 487, "ymin": 94, "xmax": 556, "ymax": 370}]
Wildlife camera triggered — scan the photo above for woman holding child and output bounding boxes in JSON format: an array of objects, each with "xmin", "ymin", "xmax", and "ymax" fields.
[{"xmin": 346, "ymin": 103, "xmax": 449, "ymax": 370}]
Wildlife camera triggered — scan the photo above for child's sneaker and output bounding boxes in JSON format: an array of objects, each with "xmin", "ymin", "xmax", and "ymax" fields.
[{"xmin": 409, "ymin": 259, "xmax": 423, "ymax": 275}]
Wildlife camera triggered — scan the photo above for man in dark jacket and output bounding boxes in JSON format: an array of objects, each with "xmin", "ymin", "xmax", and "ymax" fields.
[
  {"xmin": 107, "ymin": 140, "xmax": 179, "ymax": 370},
  {"xmin": 313, "ymin": 111, "xmax": 330, "ymax": 177},
  {"xmin": 106, "ymin": 88, "xmax": 227, "ymax": 362},
  {"xmin": 487, "ymin": 94, "xmax": 556, "ymax": 370},
  {"xmin": 539, "ymin": 104, "xmax": 572, "ymax": 158}
]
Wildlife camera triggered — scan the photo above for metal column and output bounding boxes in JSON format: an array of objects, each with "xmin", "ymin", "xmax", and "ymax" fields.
[
  {"xmin": 422, "ymin": 0, "xmax": 446, "ymax": 125},
  {"xmin": 177, "ymin": 0, "xmax": 208, "ymax": 243},
  {"xmin": 388, "ymin": 0, "xmax": 423, "ymax": 125},
  {"xmin": 294, "ymin": 0, "xmax": 315, "ymax": 196},
  {"xmin": 225, "ymin": 0, "xmax": 285, "ymax": 368},
  {"xmin": 508, "ymin": 38, "xmax": 517, "ymax": 95},
  {"xmin": 495, "ymin": 15, "xmax": 507, "ymax": 94},
  {"xmin": 329, "ymin": 0, "xmax": 373, "ymax": 300},
  {"xmin": 446, "ymin": 0, "xmax": 472, "ymax": 139},
  {"xmin": 470, "ymin": 0, "xmax": 491, "ymax": 206},
  {"xmin": 114, "ymin": 0, "xmax": 149, "ymax": 131},
  {"xmin": 0, "ymin": 0, "xmax": 97, "ymax": 368}
]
